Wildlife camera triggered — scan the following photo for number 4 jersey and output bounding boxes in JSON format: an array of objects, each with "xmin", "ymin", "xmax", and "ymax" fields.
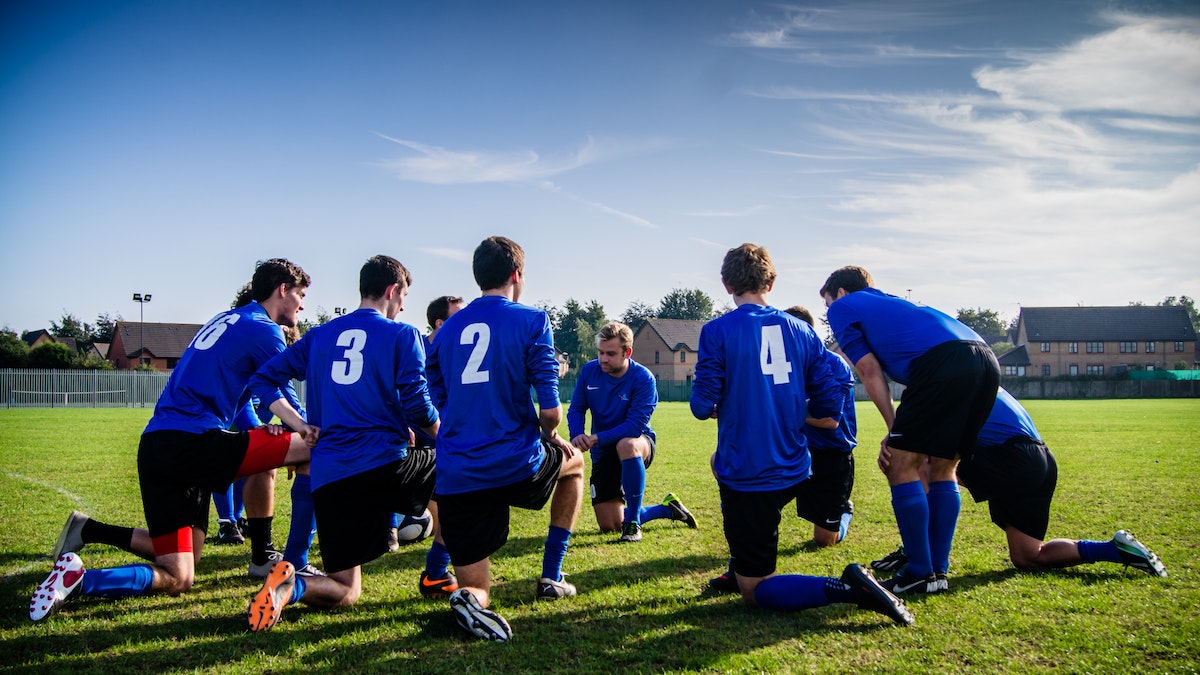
[
  {"xmin": 427, "ymin": 295, "xmax": 561, "ymax": 495},
  {"xmin": 690, "ymin": 303, "xmax": 841, "ymax": 492},
  {"xmin": 249, "ymin": 307, "xmax": 438, "ymax": 490},
  {"xmin": 145, "ymin": 301, "xmax": 286, "ymax": 436}
]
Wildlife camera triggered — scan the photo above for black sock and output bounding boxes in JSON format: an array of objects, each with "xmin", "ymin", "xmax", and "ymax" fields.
[
  {"xmin": 81, "ymin": 519, "xmax": 135, "ymax": 549},
  {"xmin": 246, "ymin": 517, "xmax": 274, "ymax": 565}
]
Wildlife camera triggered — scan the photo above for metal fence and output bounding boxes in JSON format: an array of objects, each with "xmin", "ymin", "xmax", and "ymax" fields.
[{"xmin": 2, "ymin": 369, "xmax": 171, "ymax": 408}]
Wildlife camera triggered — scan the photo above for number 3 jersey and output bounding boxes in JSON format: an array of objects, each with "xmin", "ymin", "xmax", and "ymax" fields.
[
  {"xmin": 427, "ymin": 295, "xmax": 561, "ymax": 495},
  {"xmin": 145, "ymin": 301, "xmax": 286, "ymax": 436},
  {"xmin": 690, "ymin": 303, "xmax": 841, "ymax": 492},
  {"xmin": 249, "ymin": 307, "xmax": 438, "ymax": 490}
]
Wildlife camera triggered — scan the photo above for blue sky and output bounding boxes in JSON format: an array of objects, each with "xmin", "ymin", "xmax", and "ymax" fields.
[{"xmin": 2, "ymin": 0, "xmax": 1198, "ymax": 337}]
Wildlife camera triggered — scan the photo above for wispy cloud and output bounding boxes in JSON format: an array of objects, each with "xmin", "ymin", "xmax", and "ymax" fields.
[
  {"xmin": 418, "ymin": 247, "xmax": 472, "ymax": 263},
  {"xmin": 376, "ymin": 135, "xmax": 604, "ymax": 184},
  {"xmin": 683, "ymin": 205, "xmax": 769, "ymax": 218}
]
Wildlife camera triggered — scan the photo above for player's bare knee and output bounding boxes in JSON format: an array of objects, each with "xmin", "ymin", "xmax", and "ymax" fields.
[{"xmin": 812, "ymin": 528, "xmax": 840, "ymax": 548}]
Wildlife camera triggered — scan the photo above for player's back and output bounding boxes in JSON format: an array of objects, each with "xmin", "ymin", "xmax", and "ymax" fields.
[
  {"xmin": 803, "ymin": 349, "xmax": 858, "ymax": 452},
  {"xmin": 146, "ymin": 302, "xmax": 283, "ymax": 435},
  {"xmin": 429, "ymin": 295, "xmax": 561, "ymax": 494},
  {"xmin": 976, "ymin": 388, "xmax": 1039, "ymax": 447}
]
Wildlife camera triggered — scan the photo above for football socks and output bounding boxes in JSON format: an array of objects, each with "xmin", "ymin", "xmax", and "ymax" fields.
[
  {"xmin": 926, "ymin": 481, "xmax": 961, "ymax": 575},
  {"xmin": 620, "ymin": 456, "xmax": 646, "ymax": 527},
  {"xmin": 890, "ymin": 481, "xmax": 933, "ymax": 578},
  {"xmin": 541, "ymin": 525, "xmax": 572, "ymax": 582}
]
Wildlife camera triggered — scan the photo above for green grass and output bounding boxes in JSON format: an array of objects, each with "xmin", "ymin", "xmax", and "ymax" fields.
[{"xmin": 2, "ymin": 400, "xmax": 1198, "ymax": 673}]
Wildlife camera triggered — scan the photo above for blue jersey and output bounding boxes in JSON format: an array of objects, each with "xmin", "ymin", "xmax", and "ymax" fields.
[
  {"xmin": 690, "ymin": 304, "xmax": 841, "ymax": 491},
  {"xmin": 145, "ymin": 302, "xmax": 285, "ymax": 435},
  {"xmin": 410, "ymin": 334, "xmax": 438, "ymax": 448},
  {"xmin": 567, "ymin": 358, "xmax": 657, "ymax": 459},
  {"xmin": 428, "ymin": 295, "xmax": 560, "ymax": 494},
  {"xmin": 233, "ymin": 383, "xmax": 305, "ymax": 432},
  {"xmin": 976, "ymin": 388, "xmax": 1040, "ymax": 447},
  {"xmin": 826, "ymin": 287, "xmax": 983, "ymax": 385},
  {"xmin": 249, "ymin": 308, "xmax": 438, "ymax": 491},
  {"xmin": 802, "ymin": 350, "xmax": 858, "ymax": 453}
]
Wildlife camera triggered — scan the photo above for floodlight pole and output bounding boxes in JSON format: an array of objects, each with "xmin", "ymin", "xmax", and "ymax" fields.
[{"xmin": 132, "ymin": 293, "xmax": 152, "ymax": 368}]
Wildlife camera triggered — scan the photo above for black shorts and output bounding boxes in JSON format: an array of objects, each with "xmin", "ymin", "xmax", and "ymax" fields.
[
  {"xmin": 795, "ymin": 447, "xmax": 854, "ymax": 529},
  {"xmin": 311, "ymin": 447, "xmax": 436, "ymax": 574},
  {"xmin": 137, "ymin": 429, "xmax": 251, "ymax": 539},
  {"xmin": 589, "ymin": 437, "xmax": 656, "ymax": 505},
  {"xmin": 719, "ymin": 479, "xmax": 806, "ymax": 579},
  {"xmin": 890, "ymin": 340, "xmax": 1000, "ymax": 460},
  {"xmin": 957, "ymin": 437, "xmax": 1057, "ymax": 541},
  {"xmin": 435, "ymin": 441, "xmax": 565, "ymax": 567}
]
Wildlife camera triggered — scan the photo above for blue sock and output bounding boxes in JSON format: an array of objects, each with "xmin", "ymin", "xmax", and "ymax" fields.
[
  {"xmin": 290, "ymin": 575, "xmax": 307, "ymax": 605},
  {"xmin": 389, "ymin": 513, "xmax": 400, "ymax": 529},
  {"xmin": 232, "ymin": 478, "xmax": 246, "ymax": 520},
  {"xmin": 1077, "ymin": 539, "xmax": 1122, "ymax": 564},
  {"xmin": 927, "ymin": 481, "xmax": 961, "ymax": 574},
  {"xmin": 753, "ymin": 575, "xmax": 830, "ymax": 611},
  {"xmin": 639, "ymin": 504, "xmax": 671, "ymax": 523},
  {"xmin": 541, "ymin": 525, "xmax": 572, "ymax": 581},
  {"xmin": 80, "ymin": 564, "xmax": 154, "ymax": 598},
  {"xmin": 283, "ymin": 474, "xmax": 315, "ymax": 568},
  {"xmin": 425, "ymin": 540, "xmax": 451, "ymax": 578},
  {"xmin": 213, "ymin": 485, "xmax": 235, "ymax": 522},
  {"xmin": 621, "ymin": 457, "xmax": 646, "ymax": 526},
  {"xmin": 891, "ymin": 480, "xmax": 932, "ymax": 577},
  {"xmin": 838, "ymin": 511, "xmax": 853, "ymax": 542},
  {"xmin": 823, "ymin": 576, "xmax": 856, "ymax": 605}
]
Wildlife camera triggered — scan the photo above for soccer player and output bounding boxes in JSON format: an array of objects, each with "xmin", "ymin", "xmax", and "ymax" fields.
[
  {"xmin": 31, "ymin": 259, "xmax": 315, "ymax": 622},
  {"xmin": 821, "ymin": 266, "xmax": 999, "ymax": 595},
  {"xmin": 872, "ymin": 388, "xmax": 1168, "ymax": 577},
  {"xmin": 244, "ymin": 255, "xmax": 444, "ymax": 631},
  {"xmin": 427, "ymin": 236, "xmax": 584, "ymax": 642},
  {"xmin": 388, "ymin": 294, "xmax": 464, "ymax": 552},
  {"xmin": 568, "ymin": 321, "xmax": 697, "ymax": 542},
  {"xmin": 690, "ymin": 243, "xmax": 911, "ymax": 626}
]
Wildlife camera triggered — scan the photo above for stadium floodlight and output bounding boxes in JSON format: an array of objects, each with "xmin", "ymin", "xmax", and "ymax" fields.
[{"xmin": 132, "ymin": 292, "xmax": 152, "ymax": 369}]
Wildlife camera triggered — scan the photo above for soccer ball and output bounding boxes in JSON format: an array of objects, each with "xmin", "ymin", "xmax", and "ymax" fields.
[{"xmin": 396, "ymin": 509, "xmax": 434, "ymax": 544}]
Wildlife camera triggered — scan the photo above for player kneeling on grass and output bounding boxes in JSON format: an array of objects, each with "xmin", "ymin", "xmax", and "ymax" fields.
[
  {"xmin": 31, "ymin": 259, "xmax": 314, "ymax": 622},
  {"xmin": 689, "ymin": 243, "xmax": 911, "ymax": 626},
  {"xmin": 871, "ymin": 388, "xmax": 1167, "ymax": 579},
  {"xmin": 242, "ymin": 255, "xmax": 453, "ymax": 632},
  {"xmin": 567, "ymin": 321, "xmax": 698, "ymax": 544}
]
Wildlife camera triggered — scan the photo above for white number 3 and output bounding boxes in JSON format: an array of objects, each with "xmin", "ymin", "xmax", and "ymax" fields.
[
  {"xmin": 332, "ymin": 329, "xmax": 366, "ymax": 385},
  {"xmin": 760, "ymin": 325, "xmax": 793, "ymax": 384}
]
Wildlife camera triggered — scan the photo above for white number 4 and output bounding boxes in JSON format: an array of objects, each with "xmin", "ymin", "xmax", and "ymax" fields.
[{"xmin": 760, "ymin": 325, "xmax": 793, "ymax": 384}]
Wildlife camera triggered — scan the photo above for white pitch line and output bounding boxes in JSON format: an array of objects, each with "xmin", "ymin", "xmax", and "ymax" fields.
[{"xmin": 2, "ymin": 472, "xmax": 89, "ymax": 583}]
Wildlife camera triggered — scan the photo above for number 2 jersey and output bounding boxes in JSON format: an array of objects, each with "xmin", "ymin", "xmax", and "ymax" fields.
[
  {"xmin": 249, "ymin": 307, "xmax": 438, "ymax": 491},
  {"xmin": 690, "ymin": 303, "xmax": 841, "ymax": 492},
  {"xmin": 427, "ymin": 295, "xmax": 561, "ymax": 495},
  {"xmin": 145, "ymin": 301, "xmax": 286, "ymax": 435}
]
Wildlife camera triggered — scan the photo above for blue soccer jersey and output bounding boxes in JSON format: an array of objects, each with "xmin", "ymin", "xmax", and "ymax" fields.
[
  {"xmin": 145, "ymin": 302, "xmax": 285, "ymax": 435},
  {"xmin": 567, "ymin": 358, "xmax": 657, "ymax": 458},
  {"xmin": 249, "ymin": 307, "xmax": 438, "ymax": 491},
  {"xmin": 976, "ymin": 388, "xmax": 1040, "ymax": 447},
  {"xmin": 826, "ymin": 287, "xmax": 983, "ymax": 385},
  {"xmin": 410, "ymin": 334, "xmax": 438, "ymax": 448},
  {"xmin": 690, "ymin": 304, "xmax": 841, "ymax": 491},
  {"xmin": 802, "ymin": 350, "xmax": 858, "ymax": 453},
  {"xmin": 428, "ymin": 295, "xmax": 560, "ymax": 494}
]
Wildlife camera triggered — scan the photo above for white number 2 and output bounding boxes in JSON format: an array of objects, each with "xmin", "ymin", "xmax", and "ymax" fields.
[
  {"xmin": 760, "ymin": 325, "xmax": 793, "ymax": 384},
  {"xmin": 332, "ymin": 329, "xmax": 366, "ymax": 385},
  {"xmin": 460, "ymin": 323, "xmax": 491, "ymax": 384}
]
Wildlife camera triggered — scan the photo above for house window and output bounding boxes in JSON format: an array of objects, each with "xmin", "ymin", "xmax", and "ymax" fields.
[
  {"xmin": 1004, "ymin": 365, "xmax": 1026, "ymax": 376},
  {"xmin": 1175, "ymin": 341, "xmax": 1185, "ymax": 352},
  {"xmin": 654, "ymin": 351, "xmax": 660, "ymax": 364},
  {"xmin": 1086, "ymin": 364, "xmax": 1104, "ymax": 375},
  {"xmin": 1042, "ymin": 365, "xmax": 1051, "ymax": 376},
  {"xmin": 140, "ymin": 357, "xmax": 151, "ymax": 366},
  {"xmin": 1069, "ymin": 365, "xmax": 1079, "ymax": 375},
  {"xmin": 1069, "ymin": 342, "xmax": 1078, "ymax": 353},
  {"xmin": 1040, "ymin": 342, "xmax": 1050, "ymax": 352},
  {"xmin": 166, "ymin": 358, "xmax": 179, "ymax": 368},
  {"xmin": 680, "ymin": 351, "xmax": 686, "ymax": 363},
  {"xmin": 1119, "ymin": 341, "xmax": 1137, "ymax": 353},
  {"xmin": 1086, "ymin": 341, "xmax": 1104, "ymax": 353},
  {"xmin": 1146, "ymin": 342, "xmax": 1156, "ymax": 353},
  {"xmin": 1146, "ymin": 364, "xmax": 1156, "ymax": 371}
]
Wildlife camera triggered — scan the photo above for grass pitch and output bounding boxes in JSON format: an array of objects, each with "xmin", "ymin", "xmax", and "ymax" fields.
[{"xmin": 1, "ymin": 400, "xmax": 1198, "ymax": 673}]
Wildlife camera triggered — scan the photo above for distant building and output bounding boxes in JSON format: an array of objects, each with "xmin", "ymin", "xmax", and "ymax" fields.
[
  {"xmin": 21, "ymin": 330, "xmax": 78, "ymax": 353},
  {"xmin": 632, "ymin": 318, "xmax": 704, "ymax": 383},
  {"xmin": 1013, "ymin": 306, "xmax": 1197, "ymax": 376},
  {"xmin": 110, "ymin": 321, "xmax": 203, "ymax": 370}
]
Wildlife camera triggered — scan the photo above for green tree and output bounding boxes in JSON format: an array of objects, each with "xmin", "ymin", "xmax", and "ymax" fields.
[
  {"xmin": 658, "ymin": 288, "xmax": 715, "ymax": 321},
  {"xmin": 28, "ymin": 342, "xmax": 77, "ymax": 369},
  {"xmin": 1159, "ymin": 296, "xmax": 1199, "ymax": 332},
  {"xmin": 50, "ymin": 312, "xmax": 91, "ymax": 347},
  {"xmin": 955, "ymin": 307, "xmax": 1007, "ymax": 340},
  {"xmin": 552, "ymin": 299, "xmax": 607, "ymax": 372},
  {"xmin": 0, "ymin": 329, "xmax": 29, "ymax": 368},
  {"xmin": 619, "ymin": 301, "xmax": 656, "ymax": 333},
  {"xmin": 91, "ymin": 312, "xmax": 120, "ymax": 343}
]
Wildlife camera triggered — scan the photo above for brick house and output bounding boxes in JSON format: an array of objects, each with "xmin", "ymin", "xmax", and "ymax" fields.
[
  {"xmin": 631, "ymin": 318, "xmax": 705, "ymax": 383},
  {"xmin": 110, "ymin": 321, "xmax": 203, "ymax": 370},
  {"xmin": 1013, "ymin": 306, "xmax": 1196, "ymax": 376}
]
